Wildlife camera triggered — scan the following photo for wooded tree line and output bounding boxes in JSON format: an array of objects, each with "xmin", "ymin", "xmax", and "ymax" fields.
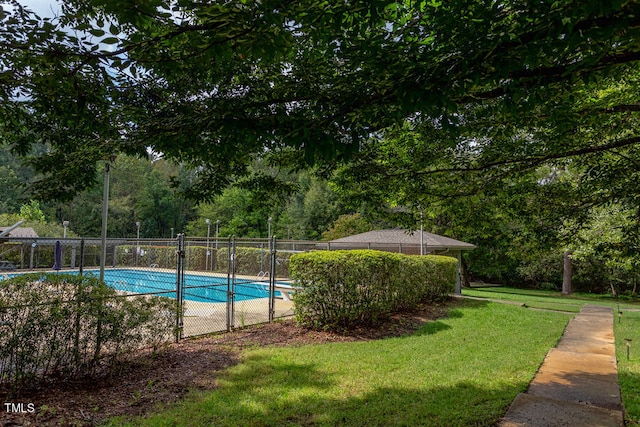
[
  {"xmin": 0, "ymin": 145, "xmax": 361, "ymax": 240},
  {"xmin": 2, "ymin": 0, "xmax": 640, "ymax": 293},
  {"xmin": 2, "ymin": 144, "xmax": 638, "ymax": 294}
]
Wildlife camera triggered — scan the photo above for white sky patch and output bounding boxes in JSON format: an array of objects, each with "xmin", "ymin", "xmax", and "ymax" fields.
[{"xmin": 18, "ymin": 0, "xmax": 60, "ymax": 18}]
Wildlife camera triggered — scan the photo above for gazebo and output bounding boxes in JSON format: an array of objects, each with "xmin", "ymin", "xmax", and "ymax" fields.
[{"xmin": 318, "ymin": 229, "xmax": 475, "ymax": 294}]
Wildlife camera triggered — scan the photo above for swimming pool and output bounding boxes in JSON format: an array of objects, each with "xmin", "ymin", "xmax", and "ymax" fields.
[
  {"xmin": 1, "ymin": 269, "xmax": 277, "ymax": 303},
  {"xmin": 86, "ymin": 269, "xmax": 279, "ymax": 303}
]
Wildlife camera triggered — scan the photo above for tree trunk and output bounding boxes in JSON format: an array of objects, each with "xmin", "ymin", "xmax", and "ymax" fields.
[
  {"xmin": 562, "ymin": 251, "xmax": 572, "ymax": 295},
  {"xmin": 461, "ymin": 257, "xmax": 471, "ymax": 288}
]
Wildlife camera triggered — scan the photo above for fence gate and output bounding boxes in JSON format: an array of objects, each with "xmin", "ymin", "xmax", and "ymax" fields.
[
  {"xmin": 226, "ymin": 236, "xmax": 277, "ymax": 332},
  {"xmin": 175, "ymin": 235, "xmax": 290, "ymax": 340}
]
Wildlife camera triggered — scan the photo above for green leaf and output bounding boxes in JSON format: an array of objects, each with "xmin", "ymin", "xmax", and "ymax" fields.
[{"xmin": 101, "ymin": 36, "xmax": 120, "ymax": 44}]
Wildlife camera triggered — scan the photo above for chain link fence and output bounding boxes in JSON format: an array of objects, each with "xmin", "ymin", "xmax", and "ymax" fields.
[{"xmin": 0, "ymin": 235, "xmax": 309, "ymax": 341}]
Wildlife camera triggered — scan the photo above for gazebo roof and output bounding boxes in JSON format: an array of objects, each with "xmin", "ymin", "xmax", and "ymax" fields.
[
  {"xmin": 327, "ymin": 229, "xmax": 475, "ymax": 251},
  {"xmin": 0, "ymin": 227, "xmax": 39, "ymax": 238}
]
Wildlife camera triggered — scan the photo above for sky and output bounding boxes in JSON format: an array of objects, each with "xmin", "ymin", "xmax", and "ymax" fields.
[{"xmin": 20, "ymin": 0, "xmax": 60, "ymax": 18}]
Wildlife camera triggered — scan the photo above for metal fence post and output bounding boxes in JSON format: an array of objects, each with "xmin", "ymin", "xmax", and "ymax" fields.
[
  {"xmin": 175, "ymin": 234, "xmax": 185, "ymax": 342},
  {"xmin": 79, "ymin": 239, "xmax": 85, "ymax": 276},
  {"xmin": 268, "ymin": 236, "xmax": 276, "ymax": 322},
  {"xmin": 226, "ymin": 236, "xmax": 233, "ymax": 332}
]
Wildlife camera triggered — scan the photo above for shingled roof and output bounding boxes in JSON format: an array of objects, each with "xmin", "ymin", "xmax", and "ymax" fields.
[
  {"xmin": 0, "ymin": 227, "xmax": 39, "ymax": 238},
  {"xmin": 326, "ymin": 229, "xmax": 475, "ymax": 251}
]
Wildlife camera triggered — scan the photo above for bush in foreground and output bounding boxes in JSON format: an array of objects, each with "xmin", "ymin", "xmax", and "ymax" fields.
[
  {"xmin": 290, "ymin": 250, "xmax": 457, "ymax": 329},
  {"xmin": 0, "ymin": 273, "xmax": 175, "ymax": 390}
]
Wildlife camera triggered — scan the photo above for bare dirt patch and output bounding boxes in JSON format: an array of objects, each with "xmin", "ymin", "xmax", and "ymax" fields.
[{"xmin": 1, "ymin": 301, "xmax": 452, "ymax": 426}]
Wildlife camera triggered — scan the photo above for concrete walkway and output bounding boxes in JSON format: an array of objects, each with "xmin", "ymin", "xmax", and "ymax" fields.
[{"xmin": 499, "ymin": 304, "xmax": 624, "ymax": 426}]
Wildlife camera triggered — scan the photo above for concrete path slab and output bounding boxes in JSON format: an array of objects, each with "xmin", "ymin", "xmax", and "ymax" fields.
[
  {"xmin": 499, "ymin": 393, "xmax": 624, "ymax": 427},
  {"xmin": 528, "ymin": 349, "xmax": 621, "ymax": 410},
  {"xmin": 498, "ymin": 304, "xmax": 624, "ymax": 426}
]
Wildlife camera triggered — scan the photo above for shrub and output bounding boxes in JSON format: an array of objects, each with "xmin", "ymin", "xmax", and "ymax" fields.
[
  {"xmin": 0, "ymin": 273, "xmax": 175, "ymax": 390},
  {"xmin": 115, "ymin": 244, "xmax": 179, "ymax": 269},
  {"xmin": 289, "ymin": 250, "xmax": 457, "ymax": 330},
  {"xmin": 216, "ymin": 246, "xmax": 293, "ymax": 277}
]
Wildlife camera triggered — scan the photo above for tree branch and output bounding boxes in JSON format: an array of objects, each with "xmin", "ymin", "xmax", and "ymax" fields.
[{"xmin": 402, "ymin": 136, "xmax": 640, "ymax": 177}]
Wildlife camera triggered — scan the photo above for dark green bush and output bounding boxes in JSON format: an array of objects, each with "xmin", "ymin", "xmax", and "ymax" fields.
[
  {"xmin": 216, "ymin": 246, "xmax": 293, "ymax": 277},
  {"xmin": 0, "ymin": 273, "xmax": 175, "ymax": 389},
  {"xmin": 115, "ymin": 244, "xmax": 179, "ymax": 269},
  {"xmin": 289, "ymin": 250, "xmax": 457, "ymax": 330}
]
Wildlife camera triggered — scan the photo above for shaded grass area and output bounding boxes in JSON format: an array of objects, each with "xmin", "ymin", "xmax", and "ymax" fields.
[{"xmin": 108, "ymin": 300, "xmax": 570, "ymax": 427}]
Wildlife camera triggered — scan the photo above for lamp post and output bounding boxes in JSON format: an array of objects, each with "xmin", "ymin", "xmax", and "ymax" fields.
[
  {"xmin": 99, "ymin": 160, "xmax": 112, "ymax": 282},
  {"xmin": 170, "ymin": 227, "xmax": 174, "ymax": 239},
  {"xmin": 215, "ymin": 220, "xmax": 220, "ymax": 250},
  {"xmin": 136, "ymin": 221, "xmax": 141, "ymax": 266},
  {"xmin": 212, "ymin": 220, "xmax": 219, "ymax": 270},
  {"xmin": 419, "ymin": 210, "xmax": 424, "ymax": 256},
  {"xmin": 63, "ymin": 220, "xmax": 69, "ymax": 238},
  {"xmin": 205, "ymin": 219, "xmax": 211, "ymax": 271}
]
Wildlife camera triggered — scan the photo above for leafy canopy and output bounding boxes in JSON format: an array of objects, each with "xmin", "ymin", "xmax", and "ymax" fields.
[{"xmin": 2, "ymin": 0, "xmax": 640, "ymax": 201}]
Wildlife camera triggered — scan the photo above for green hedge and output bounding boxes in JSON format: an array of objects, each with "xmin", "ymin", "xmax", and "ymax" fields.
[
  {"xmin": 0, "ymin": 273, "xmax": 175, "ymax": 389},
  {"xmin": 115, "ymin": 244, "xmax": 180, "ymax": 269},
  {"xmin": 216, "ymin": 246, "xmax": 293, "ymax": 277},
  {"xmin": 289, "ymin": 250, "xmax": 457, "ymax": 329}
]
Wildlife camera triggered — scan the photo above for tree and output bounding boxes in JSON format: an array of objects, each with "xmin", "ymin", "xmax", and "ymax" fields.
[
  {"xmin": 321, "ymin": 213, "xmax": 374, "ymax": 241},
  {"xmin": 565, "ymin": 204, "xmax": 640, "ymax": 295},
  {"xmin": 2, "ymin": 1, "xmax": 640, "ymax": 201},
  {"xmin": 46, "ymin": 156, "xmax": 196, "ymax": 238},
  {"xmin": 19, "ymin": 200, "xmax": 45, "ymax": 222},
  {"xmin": 4, "ymin": 0, "xmax": 640, "ymax": 290},
  {"xmin": 184, "ymin": 168, "xmax": 344, "ymax": 240}
]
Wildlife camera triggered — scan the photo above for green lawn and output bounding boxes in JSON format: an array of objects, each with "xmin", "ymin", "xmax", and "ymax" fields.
[
  {"xmin": 465, "ymin": 285, "xmax": 640, "ymax": 425},
  {"xmin": 108, "ymin": 300, "xmax": 570, "ymax": 427},
  {"xmin": 463, "ymin": 285, "xmax": 640, "ymax": 312},
  {"xmin": 613, "ymin": 308, "xmax": 640, "ymax": 426}
]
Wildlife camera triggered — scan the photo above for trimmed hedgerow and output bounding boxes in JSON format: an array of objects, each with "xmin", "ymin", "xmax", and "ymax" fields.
[
  {"xmin": 0, "ymin": 273, "xmax": 175, "ymax": 390},
  {"xmin": 115, "ymin": 244, "xmax": 180, "ymax": 269},
  {"xmin": 289, "ymin": 250, "xmax": 457, "ymax": 330},
  {"xmin": 216, "ymin": 246, "xmax": 293, "ymax": 277}
]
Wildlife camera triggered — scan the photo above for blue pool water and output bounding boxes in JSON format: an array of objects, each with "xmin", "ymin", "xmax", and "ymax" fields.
[
  {"xmin": 2, "ymin": 269, "xmax": 276, "ymax": 303},
  {"xmin": 88, "ymin": 269, "xmax": 277, "ymax": 303}
]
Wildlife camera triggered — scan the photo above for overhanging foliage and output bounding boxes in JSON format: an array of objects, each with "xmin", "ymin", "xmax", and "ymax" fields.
[{"xmin": 1, "ymin": 0, "xmax": 639, "ymax": 200}]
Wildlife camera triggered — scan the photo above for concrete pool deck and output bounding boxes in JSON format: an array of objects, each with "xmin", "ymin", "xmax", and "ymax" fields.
[{"xmin": 182, "ymin": 297, "xmax": 295, "ymax": 336}]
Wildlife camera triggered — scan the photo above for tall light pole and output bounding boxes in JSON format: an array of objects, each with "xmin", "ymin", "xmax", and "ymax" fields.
[
  {"xmin": 63, "ymin": 220, "xmax": 69, "ymax": 238},
  {"xmin": 215, "ymin": 220, "xmax": 220, "ymax": 250},
  {"xmin": 136, "ymin": 221, "xmax": 141, "ymax": 267},
  {"xmin": 419, "ymin": 210, "xmax": 424, "ymax": 256},
  {"xmin": 99, "ymin": 161, "xmax": 111, "ymax": 282},
  {"xmin": 205, "ymin": 218, "xmax": 211, "ymax": 271}
]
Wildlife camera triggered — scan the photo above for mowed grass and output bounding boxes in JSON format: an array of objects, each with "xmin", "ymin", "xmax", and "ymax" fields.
[
  {"xmin": 463, "ymin": 285, "xmax": 640, "ymax": 312},
  {"xmin": 614, "ymin": 308, "xmax": 640, "ymax": 426},
  {"xmin": 108, "ymin": 300, "xmax": 570, "ymax": 427},
  {"xmin": 465, "ymin": 285, "xmax": 640, "ymax": 425}
]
